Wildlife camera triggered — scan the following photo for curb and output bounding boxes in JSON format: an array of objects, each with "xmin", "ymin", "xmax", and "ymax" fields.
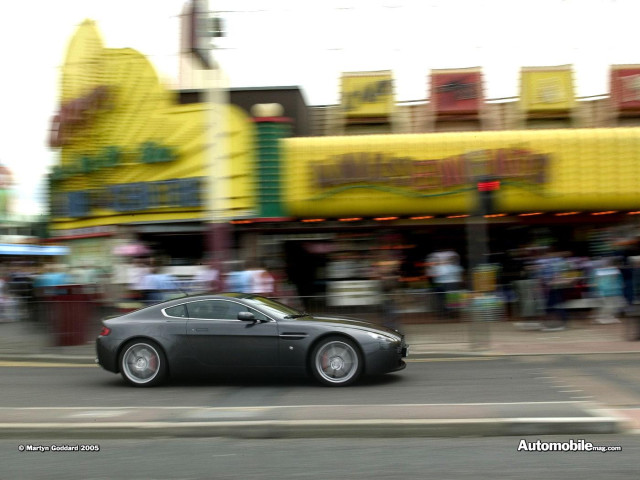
[{"xmin": 0, "ymin": 417, "xmax": 627, "ymax": 440}]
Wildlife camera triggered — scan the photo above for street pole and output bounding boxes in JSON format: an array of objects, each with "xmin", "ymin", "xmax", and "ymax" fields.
[
  {"xmin": 205, "ymin": 67, "xmax": 230, "ymax": 284},
  {"xmin": 197, "ymin": 1, "xmax": 230, "ymax": 286}
]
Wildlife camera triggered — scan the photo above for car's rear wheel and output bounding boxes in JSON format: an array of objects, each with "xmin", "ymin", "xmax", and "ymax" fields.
[
  {"xmin": 119, "ymin": 340, "xmax": 167, "ymax": 387},
  {"xmin": 311, "ymin": 336, "xmax": 362, "ymax": 386}
]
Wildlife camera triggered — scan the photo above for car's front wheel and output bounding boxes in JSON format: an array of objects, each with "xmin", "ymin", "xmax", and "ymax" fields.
[
  {"xmin": 311, "ymin": 336, "xmax": 363, "ymax": 386},
  {"xmin": 119, "ymin": 340, "xmax": 167, "ymax": 387}
]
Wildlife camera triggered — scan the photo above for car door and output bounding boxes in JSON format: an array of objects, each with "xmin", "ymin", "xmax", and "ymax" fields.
[{"xmin": 185, "ymin": 299, "xmax": 279, "ymax": 370}]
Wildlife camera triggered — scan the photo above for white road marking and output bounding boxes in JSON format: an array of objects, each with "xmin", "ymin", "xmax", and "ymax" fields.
[
  {"xmin": 0, "ymin": 361, "xmax": 96, "ymax": 368},
  {"xmin": 69, "ymin": 411, "xmax": 132, "ymax": 418},
  {"xmin": 407, "ymin": 357, "xmax": 499, "ymax": 362}
]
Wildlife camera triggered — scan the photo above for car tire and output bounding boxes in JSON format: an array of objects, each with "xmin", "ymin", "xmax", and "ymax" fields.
[
  {"xmin": 310, "ymin": 336, "xmax": 363, "ymax": 387},
  {"xmin": 119, "ymin": 339, "xmax": 167, "ymax": 387}
]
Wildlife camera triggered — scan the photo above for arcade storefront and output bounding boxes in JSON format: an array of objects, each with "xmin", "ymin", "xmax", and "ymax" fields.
[
  {"xmin": 235, "ymin": 126, "xmax": 640, "ymax": 298},
  {"xmin": 47, "ymin": 20, "xmax": 256, "ymax": 270}
]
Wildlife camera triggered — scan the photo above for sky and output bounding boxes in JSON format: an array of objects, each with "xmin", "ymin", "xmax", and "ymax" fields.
[{"xmin": 1, "ymin": 0, "xmax": 639, "ymax": 216}]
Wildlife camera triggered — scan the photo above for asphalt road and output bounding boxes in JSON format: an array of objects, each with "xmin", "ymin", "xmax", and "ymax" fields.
[
  {"xmin": 0, "ymin": 356, "xmax": 573, "ymax": 408},
  {"xmin": 2, "ymin": 353, "xmax": 640, "ymax": 409},
  {"xmin": 0, "ymin": 435, "xmax": 637, "ymax": 480}
]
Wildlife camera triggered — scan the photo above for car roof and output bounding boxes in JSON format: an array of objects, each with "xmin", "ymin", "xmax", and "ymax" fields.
[{"xmin": 162, "ymin": 292, "xmax": 258, "ymax": 306}]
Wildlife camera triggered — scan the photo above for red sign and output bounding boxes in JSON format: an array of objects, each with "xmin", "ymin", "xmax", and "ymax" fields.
[
  {"xmin": 430, "ymin": 69, "xmax": 483, "ymax": 115},
  {"xmin": 477, "ymin": 181, "xmax": 500, "ymax": 191},
  {"xmin": 49, "ymin": 86, "xmax": 111, "ymax": 148},
  {"xmin": 610, "ymin": 65, "xmax": 640, "ymax": 111}
]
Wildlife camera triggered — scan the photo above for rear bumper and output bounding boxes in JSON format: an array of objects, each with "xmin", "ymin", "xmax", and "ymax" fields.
[{"xmin": 95, "ymin": 337, "xmax": 119, "ymax": 373}]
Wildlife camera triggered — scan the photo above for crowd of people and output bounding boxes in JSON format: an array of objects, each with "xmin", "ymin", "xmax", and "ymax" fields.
[
  {"xmin": 0, "ymin": 256, "xmax": 284, "ymax": 322},
  {"xmin": 1, "ymin": 240, "xmax": 639, "ymax": 330},
  {"xmin": 504, "ymin": 247, "xmax": 634, "ymax": 330},
  {"xmin": 421, "ymin": 245, "xmax": 638, "ymax": 330}
]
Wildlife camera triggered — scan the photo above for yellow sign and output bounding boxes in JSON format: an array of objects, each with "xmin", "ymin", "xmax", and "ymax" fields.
[
  {"xmin": 283, "ymin": 128, "xmax": 640, "ymax": 217},
  {"xmin": 49, "ymin": 20, "xmax": 255, "ymax": 231},
  {"xmin": 341, "ymin": 71, "xmax": 394, "ymax": 118},
  {"xmin": 520, "ymin": 66, "xmax": 575, "ymax": 112}
]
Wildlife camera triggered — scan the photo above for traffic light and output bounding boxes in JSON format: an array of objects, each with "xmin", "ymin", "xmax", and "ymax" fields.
[{"xmin": 475, "ymin": 179, "xmax": 500, "ymax": 216}]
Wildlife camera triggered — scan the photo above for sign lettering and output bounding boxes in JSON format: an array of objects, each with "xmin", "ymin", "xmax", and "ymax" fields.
[
  {"xmin": 343, "ymin": 79, "xmax": 393, "ymax": 112},
  {"xmin": 49, "ymin": 86, "xmax": 111, "ymax": 147},
  {"xmin": 312, "ymin": 148, "xmax": 548, "ymax": 194},
  {"xmin": 52, "ymin": 177, "xmax": 204, "ymax": 218}
]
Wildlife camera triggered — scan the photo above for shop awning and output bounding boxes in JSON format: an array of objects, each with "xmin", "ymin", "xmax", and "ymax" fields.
[{"xmin": 0, "ymin": 244, "xmax": 69, "ymax": 256}]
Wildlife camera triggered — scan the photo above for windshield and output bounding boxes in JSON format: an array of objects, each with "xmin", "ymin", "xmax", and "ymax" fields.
[{"xmin": 244, "ymin": 296, "xmax": 305, "ymax": 319}]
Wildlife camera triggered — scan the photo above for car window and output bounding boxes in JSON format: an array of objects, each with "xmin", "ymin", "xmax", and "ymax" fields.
[
  {"xmin": 186, "ymin": 300, "xmax": 272, "ymax": 321},
  {"xmin": 186, "ymin": 300, "xmax": 225, "ymax": 319},
  {"xmin": 248, "ymin": 307, "xmax": 270, "ymax": 322},
  {"xmin": 245, "ymin": 296, "xmax": 303, "ymax": 318},
  {"xmin": 164, "ymin": 304, "xmax": 187, "ymax": 318},
  {"xmin": 222, "ymin": 302, "xmax": 271, "ymax": 322}
]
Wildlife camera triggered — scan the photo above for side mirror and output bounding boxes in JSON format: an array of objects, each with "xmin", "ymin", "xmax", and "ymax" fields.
[{"xmin": 237, "ymin": 311, "xmax": 256, "ymax": 322}]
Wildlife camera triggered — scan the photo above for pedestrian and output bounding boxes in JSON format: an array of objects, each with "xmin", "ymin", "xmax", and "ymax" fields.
[
  {"xmin": 591, "ymin": 257, "xmax": 626, "ymax": 324},
  {"xmin": 127, "ymin": 257, "xmax": 151, "ymax": 301},
  {"xmin": 140, "ymin": 259, "xmax": 179, "ymax": 304},
  {"xmin": 540, "ymin": 250, "xmax": 571, "ymax": 331},
  {"xmin": 246, "ymin": 262, "xmax": 275, "ymax": 297},
  {"xmin": 428, "ymin": 250, "xmax": 464, "ymax": 319},
  {"xmin": 224, "ymin": 260, "xmax": 252, "ymax": 293},
  {"xmin": 192, "ymin": 261, "xmax": 220, "ymax": 293},
  {"xmin": 376, "ymin": 256, "xmax": 401, "ymax": 331}
]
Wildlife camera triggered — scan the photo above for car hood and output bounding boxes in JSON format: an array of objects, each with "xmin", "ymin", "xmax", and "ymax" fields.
[{"xmin": 299, "ymin": 315, "xmax": 403, "ymax": 339}]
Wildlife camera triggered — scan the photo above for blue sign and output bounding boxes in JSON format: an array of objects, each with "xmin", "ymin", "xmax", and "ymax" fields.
[{"xmin": 53, "ymin": 177, "xmax": 204, "ymax": 218}]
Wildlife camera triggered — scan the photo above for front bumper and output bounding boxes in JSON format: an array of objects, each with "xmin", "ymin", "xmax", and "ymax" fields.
[{"xmin": 365, "ymin": 339, "xmax": 409, "ymax": 375}]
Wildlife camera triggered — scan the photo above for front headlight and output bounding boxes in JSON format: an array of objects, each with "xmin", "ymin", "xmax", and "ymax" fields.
[{"xmin": 368, "ymin": 332, "xmax": 400, "ymax": 343}]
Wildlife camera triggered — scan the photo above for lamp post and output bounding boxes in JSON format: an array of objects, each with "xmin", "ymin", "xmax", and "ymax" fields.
[
  {"xmin": 205, "ymin": 65, "xmax": 230, "ymax": 284},
  {"xmin": 191, "ymin": 0, "xmax": 230, "ymax": 284}
]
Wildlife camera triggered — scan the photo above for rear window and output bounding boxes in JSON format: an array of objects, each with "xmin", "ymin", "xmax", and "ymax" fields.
[{"xmin": 164, "ymin": 304, "xmax": 187, "ymax": 318}]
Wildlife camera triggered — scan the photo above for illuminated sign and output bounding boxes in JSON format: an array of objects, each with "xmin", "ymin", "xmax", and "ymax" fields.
[
  {"xmin": 610, "ymin": 65, "xmax": 640, "ymax": 111},
  {"xmin": 341, "ymin": 71, "xmax": 394, "ymax": 118},
  {"xmin": 431, "ymin": 68, "xmax": 483, "ymax": 115},
  {"xmin": 520, "ymin": 66, "xmax": 575, "ymax": 112}
]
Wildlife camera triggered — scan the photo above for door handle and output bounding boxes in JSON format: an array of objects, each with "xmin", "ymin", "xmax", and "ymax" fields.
[{"xmin": 193, "ymin": 328, "xmax": 209, "ymax": 332}]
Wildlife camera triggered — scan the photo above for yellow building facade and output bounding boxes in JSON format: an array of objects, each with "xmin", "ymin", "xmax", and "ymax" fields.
[
  {"xmin": 48, "ymin": 21, "xmax": 256, "ymax": 266},
  {"xmin": 283, "ymin": 128, "xmax": 640, "ymax": 217},
  {"xmin": 50, "ymin": 20, "xmax": 256, "ymax": 232}
]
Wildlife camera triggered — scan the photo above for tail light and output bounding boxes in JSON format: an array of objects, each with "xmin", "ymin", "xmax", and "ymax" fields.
[{"xmin": 99, "ymin": 326, "xmax": 111, "ymax": 337}]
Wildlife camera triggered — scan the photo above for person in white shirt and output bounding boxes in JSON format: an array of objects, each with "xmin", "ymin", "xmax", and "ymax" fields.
[
  {"xmin": 192, "ymin": 264, "xmax": 220, "ymax": 293},
  {"xmin": 428, "ymin": 251, "xmax": 464, "ymax": 318},
  {"xmin": 247, "ymin": 263, "xmax": 275, "ymax": 297}
]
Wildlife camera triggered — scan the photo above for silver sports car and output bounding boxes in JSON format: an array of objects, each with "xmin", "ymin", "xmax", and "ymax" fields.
[{"xmin": 96, "ymin": 293, "xmax": 408, "ymax": 387}]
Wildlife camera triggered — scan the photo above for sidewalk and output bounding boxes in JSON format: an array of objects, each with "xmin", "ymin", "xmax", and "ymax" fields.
[{"xmin": 1, "ymin": 316, "xmax": 639, "ymax": 439}]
